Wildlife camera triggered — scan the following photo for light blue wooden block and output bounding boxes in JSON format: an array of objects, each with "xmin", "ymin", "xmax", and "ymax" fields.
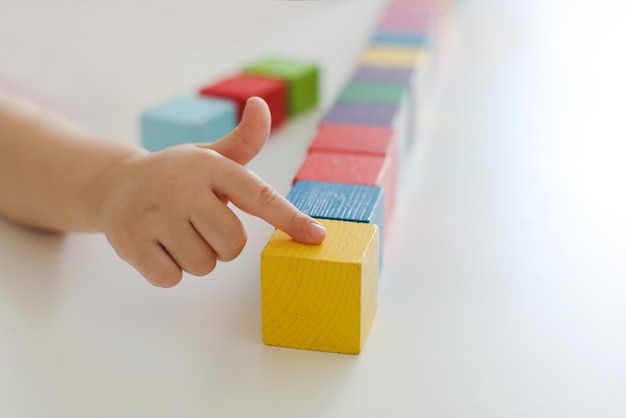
[
  {"xmin": 287, "ymin": 180, "xmax": 385, "ymax": 267},
  {"xmin": 371, "ymin": 32, "xmax": 430, "ymax": 48},
  {"xmin": 140, "ymin": 95, "xmax": 236, "ymax": 152}
]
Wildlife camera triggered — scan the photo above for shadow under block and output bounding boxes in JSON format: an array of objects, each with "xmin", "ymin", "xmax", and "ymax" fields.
[
  {"xmin": 293, "ymin": 150, "xmax": 396, "ymax": 228},
  {"xmin": 140, "ymin": 95, "xmax": 236, "ymax": 152},
  {"xmin": 261, "ymin": 219, "xmax": 379, "ymax": 354},
  {"xmin": 198, "ymin": 74, "xmax": 287, "ymax": 130},
  {"xmin": 288, "ymin": 180, "xmax": 385, "ymax": 264},
  {"xmin": 242, "ymin": 56, "xmax": 319, "ymax": 116}
]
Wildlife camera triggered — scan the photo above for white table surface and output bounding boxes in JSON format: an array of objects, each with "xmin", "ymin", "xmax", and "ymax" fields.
[{"xmin": 2, "ymin": 0, "xmax": 626, "ymax": 417}]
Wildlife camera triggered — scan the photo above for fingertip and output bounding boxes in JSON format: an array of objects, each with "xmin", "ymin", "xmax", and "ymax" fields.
[{"xmin": 305, "ymin": 220, "xmax": 326, "ymax": 244}]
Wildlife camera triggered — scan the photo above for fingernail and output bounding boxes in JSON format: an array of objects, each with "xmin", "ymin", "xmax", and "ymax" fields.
[{"xmin": 307, "ymin": 221, "xmax": 326, "ymax": 240}]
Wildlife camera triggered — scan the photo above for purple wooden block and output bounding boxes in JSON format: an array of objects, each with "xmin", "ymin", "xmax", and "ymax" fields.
[
  {"xmin": 352, "ymin": 66, "xmax": 416, "ymax": 86},
  {"xmin": 322, "ymin": 102, "xmax": 399, "ymax": 127}
]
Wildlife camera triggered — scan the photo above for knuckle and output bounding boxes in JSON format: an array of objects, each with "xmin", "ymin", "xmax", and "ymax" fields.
[{"xmin": 256, "ymin": 182, "xmax": 278, "ymax": 209}]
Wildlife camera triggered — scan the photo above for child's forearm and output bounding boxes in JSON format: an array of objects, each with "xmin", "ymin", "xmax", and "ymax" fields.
[{"xmin": 0, "ymin": 90, "xmax": 145, "ymax": 232}]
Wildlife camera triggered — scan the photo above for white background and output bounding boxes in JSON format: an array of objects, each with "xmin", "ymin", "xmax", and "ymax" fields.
[{"xmin": 1, "ymin": 0, "xmax": 626, "ymax": 417}]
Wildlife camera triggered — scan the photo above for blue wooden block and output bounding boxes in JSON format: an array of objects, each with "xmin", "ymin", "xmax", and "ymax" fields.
[
  {"xmin": 371, "ymin": 32, "xmax": 430, "ymax": 48},
  {"xmin": 140, "ymin": 95, "xmax": 236, "ymax": 152},
  {"xmin": 287, "ymin": 180, "xmax": 386, "ymax": 267}
]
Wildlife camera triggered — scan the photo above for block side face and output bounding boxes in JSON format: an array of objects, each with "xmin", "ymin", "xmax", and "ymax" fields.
[
  {"xmin": 360, "ymin": 225, "xmax": 380, "ymax": 349},
  {"xmin": 142, "ymin": 96, "xmax": 234, "ymax": 125},
  {"xmin": 261, "ymin": 254, "xmax": 362, "ymax": 354},
  {"xmin": 288, "ymin": 181, "xmax": 382, "ymax": 223},
  {"xmin": 289, "ymin": 67, "xmax": 319, "ymax": 115},
  {"xmin": 198, "ymin": 110, "xmax": 237, "ymax": 143},
  {"xmin": 141, "ymin": 115, "xmax": 202, "ymax": 151}
]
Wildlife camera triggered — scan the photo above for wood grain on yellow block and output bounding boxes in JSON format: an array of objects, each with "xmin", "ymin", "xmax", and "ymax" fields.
[
  {"xmin": 361, "ymin": 45, "xmax": 429, "ymax": 69},
  {"xmin": 261, "ymin": 219, "xmax": 379, "ymax": 355}
]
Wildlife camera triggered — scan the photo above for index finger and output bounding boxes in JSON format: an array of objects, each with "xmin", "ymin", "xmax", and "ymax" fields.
[{"xmin": 208, "ymin": 152, "xmax": 326, "ymax": 245}]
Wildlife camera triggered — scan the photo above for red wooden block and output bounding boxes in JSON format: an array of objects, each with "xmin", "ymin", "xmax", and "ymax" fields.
[
  {"xmin": 308, "ymin": 123, "xmax": 399, "ymax": 191},
  {"xmin": 293, "ymin": 150, "xmax": 396, "ymax": 227},
  {"xmin": 199, "ymin": 74, "xmax": 287, "ymax": 130}
]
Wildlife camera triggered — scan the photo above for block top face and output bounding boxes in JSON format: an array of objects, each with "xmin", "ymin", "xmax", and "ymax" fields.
[
  {"xmin": 288, "ymin": 180, "xmax": 383, "ymax": 223},
  {"xmin": 309, "ymin": 123, "xmax": 395, "ymax": 156},
  {"xmin": 142, "ymin": 95, "xmax": 236, "ymax": 126},
  {"xmin": 294, "ymin": 150, "xmax": 387, "ymax": 186},
  {"xmin": 243, "ymin": 56, "xmax": 318, "ymax": 80},
  {"xmin": 262, "ymin": 218, "xmax": 378, "ymax": 265},
  {"xmin": 352, "ymin": 65, "xmax": 416, "ymax": 85},
  {"xmin": 337, "ymin": 81, "xmax": 408, "ymax": 106},
  {"xmin": 199, "ymin": 74, "xmax": 285, "ymax": 100}
]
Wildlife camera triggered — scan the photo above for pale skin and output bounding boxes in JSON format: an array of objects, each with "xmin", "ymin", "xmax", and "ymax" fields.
[{"xmin": 0, "ymin": 91, "xmax": 326, "ymax": 287}]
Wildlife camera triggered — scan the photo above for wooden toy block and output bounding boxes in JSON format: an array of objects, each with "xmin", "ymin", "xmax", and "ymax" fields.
[
  {"xmin": 261, "ymin": 218, "xmax": 379, "ymax": 354},
  {"xmin": 378, "ymin": 3, "xmax": 436, "ymax": 34},
  {"xmin": 321, "ymin": 101, "xmax": 411, "ymax": 156},
  {"xmin": 337, "ymin": 81, "xmax": 408, "ymax": 107},
  {"xmin": 288, "ymin": 180, "xmax": 386, "ymax": 264},
  {"xmin": 350, "ymin": 65, "xmax": 420, "ymax": 146},
  {"xmin": 360, "ymin": 45, "xmax": 428, "ymax": 69},
  {"xmin": 352, "ymin": 65, "xmax": 416, "ymax": 86},
  {"xmin": 140, "ymin": 95, "xmax": 236, "ymax": 152},
  {"xmin": 242, "ymin": 56, "xmax": 319, "ymax": 116},
  {"xmin": 371, "ymin": 31, "xmax": 430, "ymax": 48},
  {"xmin": 293, "ymin": 150, "xmax": 396, "ymax": 228},
  {"xmin": 322, "ymin": 102, "xmax": 400, "ymax": 127},
  {"xmin": 198, "ymin": 74, "xmax": 287, "ymax": 131},
  {"xmin": 309, "ymin": 123, "xmax": 397, "ymax": 159}
]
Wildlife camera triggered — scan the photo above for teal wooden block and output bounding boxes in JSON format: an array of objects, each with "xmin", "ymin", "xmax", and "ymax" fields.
[
  {"xmin": 287, "ymin": 180, "xmax": 386, "ymax": 267},
  {"xmin": 140, "ymin": 95, "xmax": 236, "ymax": 152}
]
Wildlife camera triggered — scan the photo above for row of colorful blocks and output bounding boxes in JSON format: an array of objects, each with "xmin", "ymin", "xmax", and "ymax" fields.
[
  {"xmin": 140, "ymin": 55, "xmax": 320, "ymax": 152},
  {"xmin": 260, "ymin": 0, "xmax": 449, "ymax": 355}
]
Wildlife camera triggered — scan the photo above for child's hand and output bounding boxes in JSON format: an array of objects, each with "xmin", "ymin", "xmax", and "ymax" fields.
[{"xmin": 98, "ymin": 97, "xmax": 325, "ymax": 287}]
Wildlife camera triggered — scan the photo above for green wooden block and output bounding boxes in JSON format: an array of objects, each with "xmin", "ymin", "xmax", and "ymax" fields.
[
  {"xmin": 243, "ymin": 56, "xmax": 319, "ymax": 116},
  {"xmin": 337, "ymin": 81, "xmax": 408, "ymax": 106}
]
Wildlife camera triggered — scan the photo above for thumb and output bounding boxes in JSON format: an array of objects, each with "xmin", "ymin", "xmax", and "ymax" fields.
[{"xmin": 199, "ymin": 96, "xmax": 271, "ymax": 165}]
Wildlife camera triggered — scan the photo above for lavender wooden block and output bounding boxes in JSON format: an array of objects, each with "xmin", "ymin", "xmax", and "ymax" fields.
[
  {"xmin": 351, "ymin": 65, "xmax": 419, "ymax": 150},
  {"xmin": 352, "ymin": 65, "xmax": 416, "ymax": 86},
  {"xmin": 322, "ymin": 102, "xmax": 399, "ymax": 127}
]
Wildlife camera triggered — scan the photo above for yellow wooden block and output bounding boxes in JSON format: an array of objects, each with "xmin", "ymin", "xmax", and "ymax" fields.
[
  {"xmin": 360, "ymin": 45, "xmax": 429, "ymax": 69},
  {"xmin": 260, "ymin": 219, "xmax": 379, "ymax": 355}
]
